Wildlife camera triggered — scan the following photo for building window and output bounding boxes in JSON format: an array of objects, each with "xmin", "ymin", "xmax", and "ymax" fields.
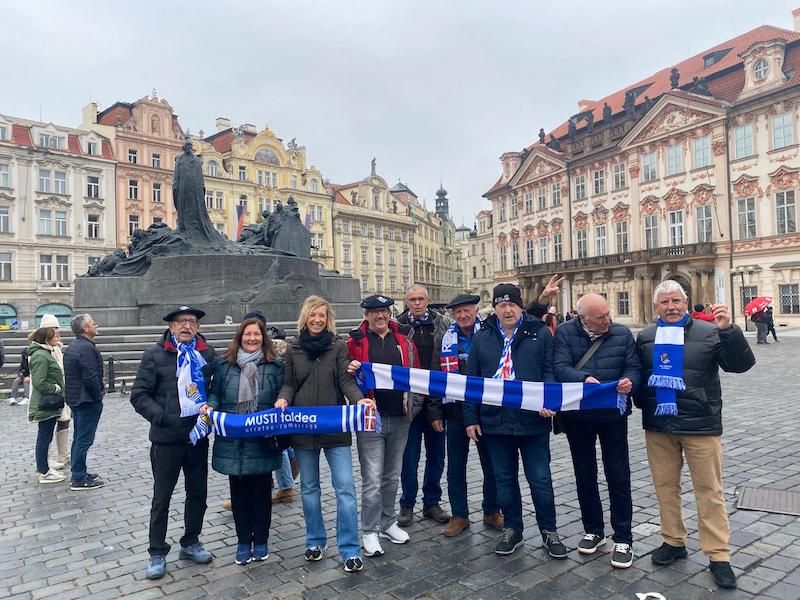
[
  {"xmin": 472, "ymin": 266, "xmax": 477, "ymax": 279},
  {"xmin": 772, "ymin": 113, "xmax": 794, "ymax": 150},
  {"xmin": 56, "ymin": 255, "xmax": 69, "ymax": 281},
  {"xmin": 776, "ymin": 190, "xmax": 797, "ymax": 234},
  {"xmin": 669, "ymin": 210, "xmax": 684, "ymax": 246},
  {"xmin": 389, "ymin": 276, "xmax": 397, "ymax": 292},
  {"xmin": 526, "ymin": 239, "xmax": 535, "ymax": 264},
  {"xmin": 642, "ymin": 153, "xmax": 657, "ymax": 182},
  {"xmin": 644, "ymin": 214, "xmax": 659, "ymax": 249},
  {"xmin": 595, "ymin": 225, "xmax": 607, "ymax": 256},
  {"xmin": 55, "ymin": 211, "xmax": 67, "ymax": 236},
  {"xmin": 361, "ymin": 246, "xmax": 368, "ymax": 264},
  {"xmin": 238, "ymin": 195, "xmax": 247, "ymax": 211},
  {"xmin": 215, "ymin": 191, "xmax": 224, "ymax": 210},
  {"xmin": 737, "ymin": 197, "xmax": 756, "ymax": 239},
  {"xmin": 310, "ymin": 180, "xmax": 319, "ymax": 193},
  {"xmin": 0, "ymin": 164, "xmax": 8, "ymax": 188},
  {"xmin": 617, "ymin": 292, "xmax": 630, "ymax": 315},
  {"xmin": 0, "ymin": 207, "xmax": 8, "ymax": 233},
  {"xmin": 500, "ymin": 247, "xmax": 508, "ymax": 271},
  {"xmin": 39, "ymin": 255, "xmax": 53, "ymax": 281},
  {"xmin": 0, "ymin": 252, "xmax": 11, "ymax": 280},
  {"xmin": 87, "ymin": 214, "xmax": 100, "ymax": 239},
  {"xmin": 53, "ymin": 171, "xmax": 66, "ymax": 194},
  {"xmin": 696, "ymin": 205, "xmax": 713, "ymax": 242},
  {"xmin": 152, "ymin": 153, "xmax": 161, "ymax": 168},
  {"xmin": 612, "ymin": 163, "xmax": 626, "ymax": 189},
  {"xmin": 239, "ymin": 166, "xmax": 247, "ymax": 181},
  {"xmin": 666, "ymin": 144, "xmax": 682, "ymax": 176},
  {"xmin": 152, "ymin": 183, "xmax": 162, "ymax": 203},
  {"xmin": 128, "ymin": 214, "xmax": 139, "ymax": 236},
  {"xmin": 206, "ymin": 191, "xmax": 215, "ymax": 210},
  {"xmin": 360, "ymin": 275, "xmax": 369, "ymax": 292},
  {"xmin": 38, "ymin": 209, "xmax": 52, "ymax": 235},
  {"xmin": 375, "ymin": 248, "xmax": 383, "ymax": 265},
  {"xmin": 553, "ymin": 233, "xmax": 563, "ymax": 261},
  {"xmin": 38, "ymin": 169, "xmax": 51, "ymax": 192},
  {"xmin": 208, "ymin": 161, "xmax": 218, "ymax": 177},
  {"xmin": 574, "ymin": 175, "xmax": 586, "ymax": 200},
  {"xmin": 0, "ymin": 125, "xmax": 6, "ymax": 140},
  {"xmin": 512, "ymin": 243, "xmax": 520, "ymax": 267},
  {"xmin": 342, "ymin": 245, "xmax": 351, "ymax": 263},
  {"xmin": 128, "ymin": 179, "xmax": 138, "ymax": 200},
  {"xmin": 552, "ymin": 183, "xmax": 561, "ymax": 206},
  {"xmin": 694, "ymin": 136, "xmax": 711, "ymax": 169},
  {"xmin": 389, "ymin": 249, "xmax": 396, "ymax": 266},
  {"xmin": 576, "ymin": 229, "xmax": 587, "ymax": 258},
  {"xmin": 735, "ymin": 124, "xmax": 753, "ymax": 158},
  {"xmin": 779, "ymin": 284, "xmax": 800, "ymax": 314},
  {"xmin": 510, "ymin": 197, "xmax": 518, "ymax": 218},
  {"xmin": 538, "ymin": 238, "xmax": 548, "ymax": 263},
  {"xmin": 615, "ymin": 221, "xmax": 629, "ymax": 253},
  {"xmin": 87, "ymin": 175, "xmax": 99, "ymax": 198},
  {"xmin": 39, "ymin": 134, "xmax": 63, "ymax": 149},
  {"xmin": 741, "ymin": 285, "xmax": 758, "ymax": 311},
  {"xmin": 498, "ymin": 201, "xmax": 506, "ymax": 222},
  {"xmin": 537, "ymin": 187, "xmax": 547, "ymax": 210},
  {"xmin": 402, "ymin": 250, "xmax": 409, "ymax": 267},
  {"xmin": 128, "ymin": 149, "xmax": 137, "ymax": 164},
  {"xmin": 376, "ymin": 275, "xmax": 383, "ymax": 291},
  {"xmin": 291, "ymin": 175, "xmax": 298, "ymax": 189},
  {"xmin": 86, "ymin": 141, "xmax": 97, "ymax": 155},
  {"xmin": 593, "ymin": 169, "xmax": 605, "ymax": 195},
  {"xmin": 753, "ymin": 58, "xmax": 769, "ymax": 81},
  {"xmin": 524, "ymin": 192, "xmax": 533, "ymax": 213}
]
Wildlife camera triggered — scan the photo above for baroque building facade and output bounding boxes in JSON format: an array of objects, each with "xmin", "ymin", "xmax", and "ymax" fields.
[
  {"xmin": 486, "ymin": 14, "xmax": 800, "ymax": 327},
  {"xmin": 0, "ymin": 114, "xmax": 117, "ymax": 326},
  {"xmin": 464, "ymin": 209, "xmax": 495, "ymax": 307}
]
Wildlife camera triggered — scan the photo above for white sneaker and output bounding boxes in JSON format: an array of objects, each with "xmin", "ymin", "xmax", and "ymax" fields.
[
  {"xmin": 19, "ymin": 398, "xmax": 29, "ymax": 405},
  {"xmin": 38, "ymin": 469, "xmax": 66, "ymax": 484},
  {"xmin": 379, "ymin": 522, "xmax": 410, "ymax": 544},
  {"xmin": 362, "ymin": 533, "xmax": 384, "ymax": 557},
  {"xmin": 8, "ymin": 398, "xmax": 18, "ymax": 405}
]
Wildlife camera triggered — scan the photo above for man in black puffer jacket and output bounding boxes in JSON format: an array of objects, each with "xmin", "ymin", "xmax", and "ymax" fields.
[
  {"xmin": 635, "ymin": 281, "xmax": 754, "ymax": 590},
  {"xmin": 554, "ymin": 293, "xmax": 641, "ymax": 569},
  {"xmin": 131, "ymin": 305, "xmax": 218, "ymax": 581}
]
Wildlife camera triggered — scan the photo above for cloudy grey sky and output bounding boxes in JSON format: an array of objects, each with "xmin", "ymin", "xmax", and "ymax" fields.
[{"xmin": 3, "ymin": 1, "xmax": 798, "ymax": 225}]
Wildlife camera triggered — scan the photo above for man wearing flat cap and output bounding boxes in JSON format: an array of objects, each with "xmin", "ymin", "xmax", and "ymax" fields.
[
  {"xmin": 432, "ymin": 293, "xmax": 503, "ymax": 537},
  {"xmin": 131, "ymin": 305, "xmax": 218, "ymax": 580},
  {"xmin": 346, "ymin": 294, "xmax": 422, "ymax": 558}
]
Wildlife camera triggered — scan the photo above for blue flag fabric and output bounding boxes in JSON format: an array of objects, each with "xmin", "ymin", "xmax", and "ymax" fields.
[{"xmin": 354, "ymin": 362, "xmax": 626, "ymax": 414}]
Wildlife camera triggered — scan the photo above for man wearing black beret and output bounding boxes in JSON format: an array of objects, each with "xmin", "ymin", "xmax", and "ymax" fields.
[{"xmin": 131, "ymin": 305, "xmax": 218, "ymax": 580}]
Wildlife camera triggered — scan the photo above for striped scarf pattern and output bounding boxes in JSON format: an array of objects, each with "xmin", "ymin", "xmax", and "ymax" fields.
[
  {"xmin": 648, "ymin": 313, "xmax": 690, "ymax": 416},
  {"xmin": 494, "ymin": 316, "xmax": 522, "ymax": 381},
  {"xmin": 439, "ymin": 318, "xmax": 481, "ymax": 373},
  {"xmin": 174, "ymin": 336, "xmax": 208, "ymax": 417}
]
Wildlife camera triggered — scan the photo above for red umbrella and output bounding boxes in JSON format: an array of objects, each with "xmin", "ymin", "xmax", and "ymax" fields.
[{"xmin": 744, "ymin": 297, "xmax": 772, "ymax": 317}]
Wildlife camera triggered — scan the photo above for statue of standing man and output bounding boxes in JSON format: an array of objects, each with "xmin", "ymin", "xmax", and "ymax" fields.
[{"xmin": 173, "ymin": 137, "xmax": 223, "ymax": 246}]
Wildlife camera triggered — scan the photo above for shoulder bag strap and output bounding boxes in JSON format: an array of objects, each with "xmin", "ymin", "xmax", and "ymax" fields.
[{"xmin": 575, "ymin": 337, "xmax": 604, "ymax": 371}]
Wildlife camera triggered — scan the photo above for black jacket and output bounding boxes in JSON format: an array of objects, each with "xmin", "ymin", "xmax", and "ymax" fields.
[
  {"xmin": 553, "ymin": 318, "xmax": 641, "ymax": 423},
  {"xmin": 463, "ymin": 313, "xmax": 554, "ymax": 435},
  {"xmin": 64, "ymin": 335, "xmax": 104, "ymax": 407},
  {"xmin": 17, "ymin": 347, "xmax": 28, "ymax": 377},
  {"xmin": 634, "ymin": 318, "xmax": 755, "ymax": 435},
  {"xmin": 130, "ymin": 331, "xmax": 218, "ymax": 444}
]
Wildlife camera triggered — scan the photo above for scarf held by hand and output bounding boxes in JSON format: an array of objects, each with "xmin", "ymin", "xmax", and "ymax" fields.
[
  {"xmin": 647, "ymin": 314, "xmax": 690, "ymax": 416},
  {"xmin": 175, "ymin": 336, "xmax": 208, "ymax": 417}
]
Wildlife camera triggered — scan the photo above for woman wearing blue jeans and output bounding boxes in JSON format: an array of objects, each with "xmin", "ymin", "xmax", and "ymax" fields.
[{"xmin": 275, "ymin": 296, "xmax": 372, "ymax": 573}]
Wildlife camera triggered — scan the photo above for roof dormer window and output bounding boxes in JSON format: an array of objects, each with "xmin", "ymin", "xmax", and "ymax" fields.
[
  {"xmin": 39, "ymin": 134, "xmax": 63, "ymax": 149},
  {"xmin": 703, "ymin": 48, "xmax": 731, "ymax": 68},
  {"xmin": 754, "ymin": 58, "xmax": 769, "ymax": 81}
]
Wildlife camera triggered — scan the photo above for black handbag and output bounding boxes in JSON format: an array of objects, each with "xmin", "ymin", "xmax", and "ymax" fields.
[{"xmin": 39, "ymin": 391, "xmax": 65, "ymax": 410}]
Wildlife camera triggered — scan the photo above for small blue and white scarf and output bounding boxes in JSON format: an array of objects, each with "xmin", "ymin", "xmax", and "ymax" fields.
[
  {"xmin": 174, "ymin": 336, "xmax": 208, "ymax": 417},
  {"xmin": 494, "ymin": 316, "xmax": 522, "ymax": 381},
  {"xmin": 648, "ymin": 313, "xmax": 690, "ymax": 416},
  {"xmin": 440, "ymin": 318, "xmax": 481, "ymax": 373},
  {"xmin": 407, "ymin": 310, "xmax": 432, "ymax": 326}
]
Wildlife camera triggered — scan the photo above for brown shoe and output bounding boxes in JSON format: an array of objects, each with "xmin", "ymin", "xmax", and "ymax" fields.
[
  {"xmin": 272, "ymin": 488, "xmax": 295, "ymax": 503},
  {"xmin": 397, "ymin": 506, "xmax": 413, "ymax": 527},
  {"xmin": 483, "ymin": 512, "xmax": 504, "ymax": 530},
  {"xmin": 443, "ymin": 517, "xmax": 470, "ymax": 537},
  {"xmin": 290, "ymin": 455, "xmax": 300, "ymax": 481},
  {"xmin": 422, "ymin": 503, "xmax": 452, "ymax": 524},
  {"xmin": 223, "ymin": 499, "xmax": 232, "ymax": 511}
]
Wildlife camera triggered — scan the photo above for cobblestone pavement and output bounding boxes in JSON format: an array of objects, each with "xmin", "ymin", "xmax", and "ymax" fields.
[{"xmin": 0, "ymin": 332, "xmax": 798, "ymax": 599}]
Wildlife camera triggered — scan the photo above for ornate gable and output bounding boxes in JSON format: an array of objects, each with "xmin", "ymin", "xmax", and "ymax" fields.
[
  {"xmin": 621, "ymin": 94, "xmax": 725, "ymax": 148},
  {"xmin": 611, "ymin": 202, "xmax": 630, "ymax": 222},
  {"xmin": 510, "ymin": 148, "xmax": 565, "ymax": 188},
  {"xmin": 663, "ymin": 188, "xmax": 688, "ymax": 210}
]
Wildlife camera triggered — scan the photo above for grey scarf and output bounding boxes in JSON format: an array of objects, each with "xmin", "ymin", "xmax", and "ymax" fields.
[{"xmin": 236, "ymin": 348, "xmax": 263, "ymax": 414}]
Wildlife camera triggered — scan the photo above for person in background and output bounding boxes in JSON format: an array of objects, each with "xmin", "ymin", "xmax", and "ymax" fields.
[
  {"xmin": 751, "ymin": 309, "xmax": 769, "ymax": 345},
  {"xmin": 38, "ymin": 314, "xmax": 71, "ymax": 471},
  {"xmin": 9, "ymin": 347, "xmax": 30, "ymax": 406},
  {"xmin": 766, "ymin": 306, "xmax": 779, "ymax": 342},
  {"xmin": 691, "ymin": 304, "xmax": 715, "ymax": 323}
]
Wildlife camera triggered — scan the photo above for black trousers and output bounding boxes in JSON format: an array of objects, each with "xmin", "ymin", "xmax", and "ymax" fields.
[
  {"xmin": 148, "ymin": 439, "xmax": 208, "ymax": 557},
  {"xmin": 561, "ymin": 417, "xmax": 633, "ymax": 544},
  {"xmin": 229, "ymin": 473, "xmax": 273, "ymax": 546}
]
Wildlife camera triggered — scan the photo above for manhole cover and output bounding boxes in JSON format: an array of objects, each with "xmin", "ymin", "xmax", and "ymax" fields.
[{"xmin": 736, "ymin": 487, "xmax": 800, "ymax": 515}]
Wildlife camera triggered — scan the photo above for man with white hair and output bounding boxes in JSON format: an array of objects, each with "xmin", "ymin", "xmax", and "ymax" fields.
[
  {"xmin": 553, "ymin": 293, "xmax": 640, "ymax": 569},
  {"xmin": 635, "ymin": 280, "xmax": 754, "ymax": 589}
]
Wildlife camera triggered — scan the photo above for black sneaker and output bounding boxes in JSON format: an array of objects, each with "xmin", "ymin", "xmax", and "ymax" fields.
[
  {"xmin": 611, "ymin": 543, "xmax": 634, "ymax": 568},
  {"xmin": 651, "ymin": 542, "xmax": 688, "ymax": 565},
  {"xmin": 70, "ymin": 477, "xmax": 105, "ymax": 491},
  {"xmin": 494, "ymin": 528, "xmax": 523, "ymax": 555},
  {"xmin": 709, "ymin": 561, "xmax": 737, "ymax": 589},
  {"xmin": 343, "ymin": 556, "xmax": 363, "ymax": 573},
  {"xmin": 304, "ymin": 546, "xmax": 326, "ymax": 561},
  {"xmin": 543, "ymin": 531, "xmax": 568, "ymax": 559},
  {"xmin": 577, "ymin": 533, "xmax": 606, "ymax": 555}
]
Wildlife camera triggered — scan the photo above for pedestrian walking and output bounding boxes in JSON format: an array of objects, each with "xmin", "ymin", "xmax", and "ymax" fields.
[
  {"xmin": 766, "ymin": 306, "xmax": 779, "ymax": 342},
  {"xmin": 9, "ymin": 347, "xmax": 30, "ymax": 406}
]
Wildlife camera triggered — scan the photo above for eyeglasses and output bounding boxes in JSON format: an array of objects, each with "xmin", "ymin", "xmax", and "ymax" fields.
[
  {"xmin": 173, "ymin": 318, "xmax": 198, "ymax": 326},
  {"xmin": 407, "ymin": 297, "xmax": 427, "ymax": 303}
]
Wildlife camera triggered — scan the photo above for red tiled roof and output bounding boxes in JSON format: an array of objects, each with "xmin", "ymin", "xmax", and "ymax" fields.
[
  {"xmin": 335, "ymin": 191, "xmax": 350, "ymax": 205},
  {"xmin": 483, "ymin": 175, "xmax": 507, "ymax": 197},
  {"xmin": 11, "ymin": 124, "xmax": 32, "ymax": 146},
  {"xmin": 97, "ymin": 102, "xmax": 133, "ymax": 126},
  {"xmin": 101, "ymin": 140, "xmax": 115, "ymax": 160},
  {"xmin": 67, "ymin": 134, "xmax": 82, "ymax": 155}
]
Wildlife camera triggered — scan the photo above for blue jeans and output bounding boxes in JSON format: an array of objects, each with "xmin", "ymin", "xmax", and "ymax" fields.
[
  {"xmin": 446, "ymin": 422, "xmax": 499, "ymax": 518},
  {"xmin": 274, "ymin": 448, "xmax": 295, "ymax": 491},
  {"xmin": 485, "ymin": 432, "xmax": 557, "ymax": 535},
  {"xmin": 294, "ymin": 446, "xmax": 360, "ymax": 559},
  {"xmin": 70, "ymin": 402, "xmax": 104, "ymax": 483},
  {"xmin": 400, "ymin": 409, "xmax": 445, "ymax": 508}
]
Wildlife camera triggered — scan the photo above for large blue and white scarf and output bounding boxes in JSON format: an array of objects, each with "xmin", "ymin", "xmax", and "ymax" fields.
[
  {"xmin": 190, "ymin": 404, "xmax": 380, "ymax": 445},
  {"xmin": 648, "ymin": 313, "xmax": 690, "ymax": 416},
  {"xmin": 440, "ymin": 318, "xmax": 481, "ymax": 373},
  {"xmin": 174, "ymin": 336, "xmax": 208, "ymax": 417},
  {"xmin": 494, "ymin": 316, "xmax": 522, "ymax": 380},
  {"xmin": 355, "ymin": 362, "xmax": 626, "ymax": 414}
]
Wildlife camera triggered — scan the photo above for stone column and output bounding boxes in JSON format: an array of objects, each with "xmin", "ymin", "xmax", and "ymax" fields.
[{"xmin": 635, "ymin": 276, "xmax": 646, "ymax": 325}]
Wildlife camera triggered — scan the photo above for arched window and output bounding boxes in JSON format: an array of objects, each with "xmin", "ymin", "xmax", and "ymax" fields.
[
  {"xmin": 35, "ymin": 303, "xmax": 72, "ymax": 327},
  {"xmin": 208, "ymin": 160, "xmax": 218, "ymax": 177},
  {"xmin": 0, "ymin": 303, "xmax": 17, "ymax": 329},
  {"xmin": 254, "ymin": 148, "xmax": 280, "ymax": 166}
]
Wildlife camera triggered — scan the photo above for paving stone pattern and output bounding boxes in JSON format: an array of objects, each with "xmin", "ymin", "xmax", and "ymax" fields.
[{"xmin": 0, "ymin": 330, "xmax": 798, "ymax": 599}]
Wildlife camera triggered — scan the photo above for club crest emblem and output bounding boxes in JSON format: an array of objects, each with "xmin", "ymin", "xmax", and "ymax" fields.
[
  {"xmin": 659, "ymin": 353, "xmax": 670, "ymax": 365},
  {"xmin": 186, "ymin": 382, "xmax": 201, "ymax": 401}
]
